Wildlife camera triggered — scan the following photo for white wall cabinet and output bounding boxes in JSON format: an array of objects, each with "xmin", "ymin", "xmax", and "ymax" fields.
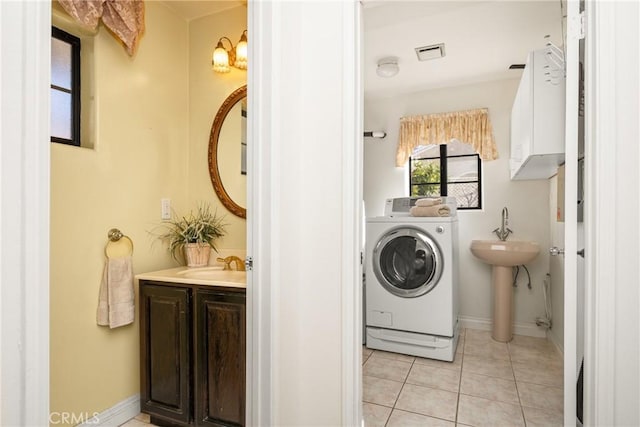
[{"xmin": 510, "ymin": 49, "xmax": 566, "ymax": 180}]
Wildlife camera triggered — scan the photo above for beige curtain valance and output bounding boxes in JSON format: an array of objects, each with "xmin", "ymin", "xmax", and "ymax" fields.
[
  {"xmin": 58, "ymin": 0, "xmax": 145, "ymax": 56},
  {"xmin": 396, "ymin": 108, "xmax": 498, "ymax": 167}
]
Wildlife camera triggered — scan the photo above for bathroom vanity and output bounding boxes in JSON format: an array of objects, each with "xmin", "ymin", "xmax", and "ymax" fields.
[{"xmin": 136, "ymin": 267, "xmax": 246, "ymax": 427}]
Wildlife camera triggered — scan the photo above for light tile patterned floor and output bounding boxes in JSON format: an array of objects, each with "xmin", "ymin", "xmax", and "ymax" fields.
[
  {"xmin": 122, "ymin": 328, "xmax": 563, "ymax": 427},
  {"xmin": 363, "ymin": 328, "xmax": 564, "ymax": 427},
  {"xmin": 120, "ymin": 413, "xmax": 155, "ymax": 427}
]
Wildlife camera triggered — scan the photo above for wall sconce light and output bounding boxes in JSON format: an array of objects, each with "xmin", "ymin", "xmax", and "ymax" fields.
[{"xmin": 212, "ymin": 30, "xmax": 248, "ymax": 73}]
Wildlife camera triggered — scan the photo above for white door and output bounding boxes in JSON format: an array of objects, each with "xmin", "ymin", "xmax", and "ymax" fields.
[{"xmin": 562, "ymin": 0, "xmax": 583, "ymax": 424}]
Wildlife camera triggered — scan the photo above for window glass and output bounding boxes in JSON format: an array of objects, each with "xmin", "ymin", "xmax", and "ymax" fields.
[
  {"xmin": 410, "ymin": 158, "xmax": 440, "ymax": 197},
  {"xmin": 51, "ymin": 89, "xmax": 72, "ymax": 140},
  {"xmin": 446, "ymin": 138, "xmax": 477, "ymax": 156},
  {"xmin": 447, "ymin": 156, "xmax": 480, "ymax": 208},
  {"xmin": 51, "ymin": 27, "xmax": 80, "ymax": 146},
  {"xmin": 409, "ymin": 140, "xmax": 482, "ymax": 210},
  {"xmin": 448, "ymin": 156, "xmax": 478, "ymax": 181},
  {"xmin": 448, "ymin": 182, "xmax": 480, "ymax": 208},
  {"xmin": 51, "ymin": 37, "xmax": 72, "ymax": 89}
]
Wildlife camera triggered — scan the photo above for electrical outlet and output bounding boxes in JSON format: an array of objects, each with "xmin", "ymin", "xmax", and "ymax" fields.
[{"xmin": 161, "ymin": 198, "xmax": 171, "ymax": 220}]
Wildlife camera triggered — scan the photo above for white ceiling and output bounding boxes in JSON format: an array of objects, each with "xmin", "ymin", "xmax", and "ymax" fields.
[
  {"xmin": 158, "ymin": 1, "xmax": 563, "ymax": 99},
  {"xmin": 363, "ymin": 0, "xmax": 564, "ymax": 99},
  {"xmin": 159, "ymin": 0, "xmax": 245, "ymax": 21}
]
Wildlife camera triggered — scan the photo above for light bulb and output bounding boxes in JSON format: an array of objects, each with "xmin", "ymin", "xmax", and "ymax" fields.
[
  {"xmin": 235, "ymin": 31, "xmax": 248, "ymax": 70},
  {"xmin": 212, "ymin": 41, "xmax": 230, "ymax": 73}
]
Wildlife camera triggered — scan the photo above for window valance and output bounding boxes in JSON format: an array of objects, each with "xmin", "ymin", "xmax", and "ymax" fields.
[
  {"xmin": 396, "ymin": 108, "xmax": 498, "ymax": 167},
  {"xmin": 58, "ymin": 0, "xmax": 145, "ymax": 56}
]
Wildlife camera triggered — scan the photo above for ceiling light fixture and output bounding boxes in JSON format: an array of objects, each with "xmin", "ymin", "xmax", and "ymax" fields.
[
  {"xmin": 376, "ymin": 57, "xmax": 399, "ymax": 78},
  {"xmin": 212, "ymin": 30, "xmax": 248, "ymax": 73}
]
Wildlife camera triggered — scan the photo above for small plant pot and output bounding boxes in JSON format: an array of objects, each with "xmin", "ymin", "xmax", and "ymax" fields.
[{"xmin": 184, "ymin": 243, "xmax": 211, "ymax": 267}]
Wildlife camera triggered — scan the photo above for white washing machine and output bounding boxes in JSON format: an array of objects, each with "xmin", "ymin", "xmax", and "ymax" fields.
[{"xmin": 365, "ymin": 202, "xmax": 459, "ymax": 361}]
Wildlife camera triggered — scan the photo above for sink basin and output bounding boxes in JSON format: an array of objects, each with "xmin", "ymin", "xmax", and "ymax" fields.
[
  {"xmin": 470, "ymin": 240, "xmax": 540, "ymax": 267},
  {"xmin": 176, "ymin": 266, "xmax": 246, "ymax": 283}
]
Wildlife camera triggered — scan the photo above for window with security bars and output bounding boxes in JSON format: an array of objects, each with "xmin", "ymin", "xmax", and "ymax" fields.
[
  {"xmin": 409, "ymin": 139, "xmax": 482, "ymax": 210},
  {"xmin": 51, "ymin": 27, "xmax": 81, "ymax": 146}
]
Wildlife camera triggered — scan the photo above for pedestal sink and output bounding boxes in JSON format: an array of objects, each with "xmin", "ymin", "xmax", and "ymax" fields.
[{"xmin": 470, "ymin": 240, "xmax": 540, "ymax": 342}]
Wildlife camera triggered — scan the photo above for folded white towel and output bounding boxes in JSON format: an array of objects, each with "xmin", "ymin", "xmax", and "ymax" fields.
[
  {"xmin": 97, "ymin": 256, "xmax": 135, "ymax": 329},
  {"xmin": 410, "ymin": 204, "xmax": 451, "ymax": 217},
  {"xmin": 415, "ymin": 197, "xmax": 443, "ymax": 207}
]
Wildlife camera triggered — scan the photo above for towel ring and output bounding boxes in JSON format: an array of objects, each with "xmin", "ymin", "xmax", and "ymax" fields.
[{"xmin": 105, "ymin": 228, "xmax": 134, "ymax": 258}]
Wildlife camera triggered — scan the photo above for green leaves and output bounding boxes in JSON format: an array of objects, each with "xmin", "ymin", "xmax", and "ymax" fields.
[
  {"xmin": 156, "ymin": 203, "xmax": 227, "ymax": 262},
  {"xmin": 411, "ymin": 160, "xmax": 441, "ymax": 197}
]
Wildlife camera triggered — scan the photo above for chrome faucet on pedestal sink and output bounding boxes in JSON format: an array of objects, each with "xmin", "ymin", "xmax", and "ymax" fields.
[{"xmin": 493, "ymin": 207, "xmax": 513, "ymax": 241}]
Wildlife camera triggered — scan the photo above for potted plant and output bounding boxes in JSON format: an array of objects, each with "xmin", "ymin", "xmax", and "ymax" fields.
[{"xmin": 156, "ymin": 203, "xmax": 227, "ymax": 267}]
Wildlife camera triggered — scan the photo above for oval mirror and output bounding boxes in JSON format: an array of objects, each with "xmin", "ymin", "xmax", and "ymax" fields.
[{"xmin": 208, "ymin": 85, "xmax": 247, "ymax": 218}]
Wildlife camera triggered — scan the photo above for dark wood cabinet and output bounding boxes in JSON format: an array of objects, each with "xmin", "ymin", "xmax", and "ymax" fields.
[
  {"xmin": 139, "ymin": 280, "xmax": 246, "ymax": 427},
  {"xmin": 195, "ymin": 290, "xmax": 246, "ymax": 426},
  {"xmin": 140, "ymin": 284, "xmax": 191, "ymax": 424}
]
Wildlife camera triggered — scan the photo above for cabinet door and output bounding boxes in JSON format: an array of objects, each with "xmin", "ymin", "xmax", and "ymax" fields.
[
  {"xmin": 140, "ymin": 283, "xmax": 191, "ymax": 424},
  {"xmin": 194, "ymin": 290, "xmax": 246, "ymax": 427}
]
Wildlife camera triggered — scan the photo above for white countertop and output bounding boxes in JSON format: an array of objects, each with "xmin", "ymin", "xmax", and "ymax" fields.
[{"xmin": 136, "ymin": 266, "xmax": 246, "ymax": 289}]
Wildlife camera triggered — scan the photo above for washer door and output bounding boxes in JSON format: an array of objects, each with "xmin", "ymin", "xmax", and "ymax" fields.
[{"xmin": 372, "ymin": 226, "xmax": 443, "ymax": 298}]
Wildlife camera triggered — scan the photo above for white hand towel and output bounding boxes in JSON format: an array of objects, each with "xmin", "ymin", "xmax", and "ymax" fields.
[
  {"xmin": 410, "ymin": 204, "xmax": 451, "ymax": 217},
  {"xmin": 97, "ymin": 256, "xmax": 135, "ymax": 328},
  {"xmin": 415, "ymin": 197, "xmax": 443, "ymax": 207}
]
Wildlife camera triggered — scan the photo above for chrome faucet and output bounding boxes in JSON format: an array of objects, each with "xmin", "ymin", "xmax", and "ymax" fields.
[
  {"xmin": 217, "ymin": 255, "xmax": 246, "ymax": 271},
  {"xmin": 493, "ymin": 207, "xmax": 513, "ymax": 241}
]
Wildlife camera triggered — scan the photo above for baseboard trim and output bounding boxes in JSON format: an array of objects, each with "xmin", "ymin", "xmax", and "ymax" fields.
[
  {"xmin": 459, "ymin": 316, "xmax": 546, "ymax": 338},
  {"xmin": 78, "ymin": 394, "xmax": 140, "ymax": 427},
  {"xmin": 547, "ymin": 328, "xmax": 564, "ymax": 356}
]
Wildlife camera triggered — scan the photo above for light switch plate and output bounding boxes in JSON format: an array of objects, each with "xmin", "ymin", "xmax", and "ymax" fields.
[{"xmin": 161, "ymin": 198, "xmax": 171, "ymax": 220}]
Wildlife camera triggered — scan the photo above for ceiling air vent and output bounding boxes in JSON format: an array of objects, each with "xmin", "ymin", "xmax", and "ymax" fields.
[{"xmin": 415, "ymin": 43, "xmax": 445, "ymax": 61}]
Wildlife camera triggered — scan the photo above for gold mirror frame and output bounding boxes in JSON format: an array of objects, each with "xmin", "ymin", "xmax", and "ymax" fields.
[{"xmin": 208, "ymin": 85, "xmax": 247, "ymax": 219}]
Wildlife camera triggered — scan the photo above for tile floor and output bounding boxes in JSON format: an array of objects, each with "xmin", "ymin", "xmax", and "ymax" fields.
[
  {"xmin": 363, "ymin": 328, "xmax": 564, "ymax": 427},
  {"xmin": 120, "ymin": 413, "xmax": 153, "ymax": 427},
  {"xmin": 122, "ymin": 328, "xmax": 563, "ymax": 427}
]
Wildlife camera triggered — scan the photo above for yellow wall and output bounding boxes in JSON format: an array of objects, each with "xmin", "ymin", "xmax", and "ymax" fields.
[
  {"xmin": 51, "ymin": 2, "xmax": 248, "ymax": 421},
  {"xmin": 50, "ymin": 2, "xmax": 190, "ymax": 422},
  {"xmin": 188, "ymin": 6, "xmax": 247, "ymax": 250}
]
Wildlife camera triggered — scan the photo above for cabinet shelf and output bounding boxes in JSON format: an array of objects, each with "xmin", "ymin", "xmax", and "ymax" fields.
[{"xmin": 510, "ymin": 48, "xmax": 566, "ymax": 180}]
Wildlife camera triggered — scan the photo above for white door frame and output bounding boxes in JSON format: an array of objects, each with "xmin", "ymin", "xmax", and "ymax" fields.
[
  {"xmin": 3, "ymin": 0, "xmax": 638, "ymax": 425},
  {"xmin": 583, "ymin": 1, "xmax": 640, "ymax": 425},
  {"xmin": 563, "ymin": 1, "xmax": 580, "ymax": 424},
  {"xmin": 0, "ymin": 1, "xmax": 51, "ymax": 425},
  {"xmin": 246, "ymin": 1, "xmax": 272, "ymax": 424},
  {"xmin": 248, "ymin": 1, "xmax": 362, "ymax": 424}
]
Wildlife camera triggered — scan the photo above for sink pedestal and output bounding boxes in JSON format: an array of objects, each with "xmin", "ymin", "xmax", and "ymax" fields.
[
  {"xmin": 492, "ymin": 266, "xmax": 514, "ymax": 342},
  {"xmin": 469, "ymin": 239, "xmax": 540, "ymax": 343}
]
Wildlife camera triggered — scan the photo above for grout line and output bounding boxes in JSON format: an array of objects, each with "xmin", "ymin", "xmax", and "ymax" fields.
[
  {"xmin": 388, "ymin": 407, "xmax": 457, "ymax": 424},
  {"xmin": 363, "ymin": 351, "xmax": 413, "ymax": 384},
  {"xmin": 362, "ymin": 352, "xmax": 371, "ymax": 365},
  {"xmin": 362, "ymin": 373, "xmax": 406, "ymax": 385},
  {"xmin": 371, "ymin": 330, "xmax": 565, "ymax": 426},
  {"xmin": 508, "ymin": 340, "xmax": 528, "ymax": 426},
  {"xmin": 455, "ymin": 328, "xmax": 466, "ymax": 425},
  {"xmin": 383, "ymin": 356, "xmax": 414, "ymax": 427}
]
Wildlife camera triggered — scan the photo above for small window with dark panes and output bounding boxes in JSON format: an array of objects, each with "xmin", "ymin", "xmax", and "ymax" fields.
[
  {"xmin": 409, "ymin": 139, "xmax": 482, "ymax": 210},
  {"xmin": 51, "ymin": 27, "xmax": 81, "ymax": 146}
]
